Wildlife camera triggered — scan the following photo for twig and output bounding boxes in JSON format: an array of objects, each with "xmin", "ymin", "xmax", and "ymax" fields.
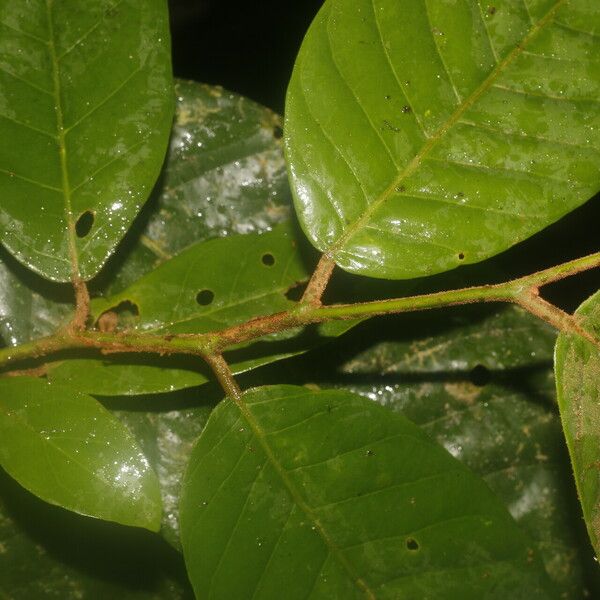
[
  {"xmin": 301, "ymin": 254, "xmax": 336, "ymax": 305},
  {"xmin": 202, "ymin": 354, "xmax": 242, "ymax": 400},
  {"xmin": 1, "ymin": 250, "xmax": 600, "ymax": 374}
]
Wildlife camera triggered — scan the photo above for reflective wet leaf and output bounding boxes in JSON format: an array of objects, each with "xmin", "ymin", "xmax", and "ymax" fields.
[
  {"xmin": 99, "ymin": 79, "xmax": 292, "ymax": 295},
  {"xmin": 285, "ymin": 0, "xmax": 600, "ymax": 278},
  {"xmin": 323, "ymin": 306, "xmax": 585, "ymax": 597},
  {"xmin": 0, "ymin": 377, "xmax": 161, "ymax": 530},
  {"xmin": 0, "ymin": 0, "xmax": 173, "ymax": 281},
  {"xmin": 116, "ymin": 404, "xmax": 213, "ymax": 550},
  {"xmin": 0, "ymin": 251, "xmax": 72, "ymax": 347},
  {"xmin": 47, "ymin": 223, "xmax": 355, "ymax": 395},
  {"xmin": 555, "ymin": 290, "xmax": 600, "ymax": 560},
  {"xmin": 180, "ymin": 385, "xmax": 554, "ymax": 599}
]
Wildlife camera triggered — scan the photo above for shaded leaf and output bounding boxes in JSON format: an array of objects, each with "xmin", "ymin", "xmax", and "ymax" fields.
[
  {"xmin": 47, "ymin": 223, "xmax": 355, "ymax": 395},
  {"xmin": 555, "ymin": 289, "xmax": 600, "ymax": 559},
  {"xmin": 0, "ymin": 0, "xmax": 173, "ymax": 281},
  {"xmin": 99, "ymin": 79, "xmax": 292, "ymax": 295},
  {"xmin": 0, "ymin": 377, "xmax": 161, "ymax": 530},
  {"xmin": 0, "ymin": 250, "xmax": 72, "ymax": 347},
  {"xmin": 321, "ymin": 306, "xmax": 585, "ymax": 598},
  {"xmin": 116, "ymin": 403, "xmax": 213, "ymax": 550},
  {"xmin": 180, "ymin": 385, "xmax": 554, "ymax": 599},
  {"xmin": 285, "ymin": 0, "xmax": 600, "ymax": 278},
  {"xmin": 0, "ymin": 469, "xmax": 192, "ymax": 599}
]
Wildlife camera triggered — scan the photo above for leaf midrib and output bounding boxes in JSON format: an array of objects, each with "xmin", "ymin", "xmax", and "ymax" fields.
[
  {"xmin": 46, "ymin": 0, "xmax": 79, "ymax": 280},
  {"xmin": 232, "ymin": 393, "xmax": 377, "ymax": 600},
  {"xmin": 329, "ymin": 0, "xmax": 566, "ymax": 256}
]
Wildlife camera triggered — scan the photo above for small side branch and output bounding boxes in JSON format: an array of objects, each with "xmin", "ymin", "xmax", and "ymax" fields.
[
  {"xmin": 516, "ymin": 291, "xmax": 600, "ymax": 349},
  {"xmin": 203, "ymin": 354, "xmax": 242, "ymax": 400},
  {"xmin": 301, "ymin": 254, "xmax": 336, "ymax": 306},
  {"xmin": 70, "ymin": 278, "xmax": 90, "ymax": 332}
]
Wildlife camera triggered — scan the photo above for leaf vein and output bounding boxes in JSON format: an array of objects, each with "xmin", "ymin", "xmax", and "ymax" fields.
[
  {"xmin": 330, "ymin": 0, "xmax": 567, "ymax": 256},
  {"xmin": 0, "ymin": 168, "xmax": 61, "ymax": 193},
  {"xmin": 0, "ymin": 64, "xmax": 53, "ymax": 96},
  {"xmin": 492, "ymin": 82, "xmax": 600, "ymax": 103},
  {"xmin": 312, "ymin": 469, "xmax": 464, "ymax": 512},
  {"xmin": 207, "ymin": 460, "xmax": 269, "ymax": 597},
  {"xmin": 370, "ymin": 0, "xmax": 429, "ymax": 137},
  {"xmin": 425, "ymin": 155, "xmax": 574, "ymax": 186},
  {"xmin": 459, "ymin": 118, "xmax": 600, "ymax": 153},
  {"xmin": 57, "ymin": 0, "xmax": 125, "ymax": 61},
  {"xmin": 424, "ymin": 0, "xmax": 462, "ymax": 103},
  {"xmin": 0, "ymin": 113, "xmax": 57, "ymax": 139},
  {"xmin": 0, "ymin": 20, "xmax": 47, "ymax": 43},
  {"xmin": 325, "ymin": 17, "xmax": 401, "ymax": 168},
  {"xmin": 63, "ymin": 65, "xmax": 143, "ymax": 133}
]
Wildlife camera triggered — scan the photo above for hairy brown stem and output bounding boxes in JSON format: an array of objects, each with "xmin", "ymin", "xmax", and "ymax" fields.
[
  {"xmin": 2, "ymin": 249, "xmax": 600, "ymax": 398},
  {"xmin": 301, "ymin": 254, "xmax": 336, "ymax": 305},
  {"xmin": 70, "ymin": 279, "xmax": 90, "ymax": 332},
  {"xmin": 203, "ymin": 354, "xmax": 242, "ymax": 399}
]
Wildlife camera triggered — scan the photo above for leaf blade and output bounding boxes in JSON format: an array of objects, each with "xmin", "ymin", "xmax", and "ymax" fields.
[
  {"xmin": 180, "ymin": 385, "xmax": 554, "ymax": 598},
  {"xmin": 555, "ymin": 289, "xmax": 600, "ymax": 558},
  {"xmin": 0, "ymin": 0, "xmax": 173, "ymax": 281},
  {"xmin": 325, "ymin": 305, "xmax": 584, "ymax": 597},
  {"xmin": 0, "ymin": 377, "xmax": 161, "ymax": 530},
  {"xmin": 285, "ymin": 0, "xmax": 600, "ymax": 278}
]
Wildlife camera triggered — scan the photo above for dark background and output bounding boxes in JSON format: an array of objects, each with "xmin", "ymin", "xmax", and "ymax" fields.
[{"xmin": 168, "ymin": 0, "xmax": 324, "ymax": 113}]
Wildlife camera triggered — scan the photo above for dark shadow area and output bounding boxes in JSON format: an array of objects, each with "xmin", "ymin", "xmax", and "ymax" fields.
[
  {"xmin": 0, "ymin": 468, "xmax": 193, "ymax": 597},
  {"xmin": 97, "ymin": 379, "xmax": 223, "ymax": 413},
  {"xmin": 0, "ymin": 245, "xmax": 73, "ymax": 305},
  {"xmin": 169, "ymin": 0, "xmax": 325, "ymax": 112}
]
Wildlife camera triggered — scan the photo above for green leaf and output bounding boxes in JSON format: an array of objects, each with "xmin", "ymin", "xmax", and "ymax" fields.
[
  {"xmin": 0, "ymin": 0, "xmax": 173, "ymax": 281},
  {"xmin": 0, "ymin": 80, "xmax": 290, "ymax": 349},
  {"xmin": 324, "ymin": 306, "xmax": 584, "ymax": 597},
  {"xmin": 0, "ymin": 470, "xmax": 192, "ymax": 599},
  {"xmin": 555, "ymin": 289, "xmax": 600, "ymax": 559},
  {"xmin": 47, "ymin": 223, "xmax": 355, "ymax": 395},
  {"xmin": 116, "ymin": 403, "xmax": 213, "ymax": 550},
  {"xmin": 285, "ymin": 0, "xmax": 600, "ymax": 279},
  {"xmin": 0, "ymin": 377, "xmax": 161, "ymax": 530},
  {"xmin": 0, "ymin": 251, "xmax": 72, "ymax": 346},
  {"xmin": 99, "ymin": 79, "xmax": 292, "ymax": 295},
  {"xmin": 180, "ymin": 385, "xmax": 554, "ymax": 599}
]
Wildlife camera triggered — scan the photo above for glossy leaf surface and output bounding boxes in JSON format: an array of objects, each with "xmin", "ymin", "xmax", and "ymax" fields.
[
  {"xmin": 555, "ymin": 290, "xmax": 600, "ymax": 559},
  {"xmin": 0, "ymin": 0, "xmax": 173, "ymax": 281},
  {"xmin": 180, "ymin": 385, "xmax": 553, "ymax": 599},
  {"xmin": 100, "ymin": 79, "xmax": 292, "ymax": 295},
  {"xmin": 116, "ymin": 404, "xmax": 213, "ymax": 550},
  {"xmin": 48, "ymin": 223, "xmax": 354, "ymax": 395},
  {"xmin": 0, "ymin": 251, "xmax": 72, "ymax": 347},
  {"xmin": 324, "ymin": 306, "xmax": 584, "ymax": 597},
  {"xmin": 285, "ymin": 0, "xmax": 600, "ymax": 278},
  {"xmin": 0, "ymin": 377, "xmax": 161, "ymax": 530}
]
